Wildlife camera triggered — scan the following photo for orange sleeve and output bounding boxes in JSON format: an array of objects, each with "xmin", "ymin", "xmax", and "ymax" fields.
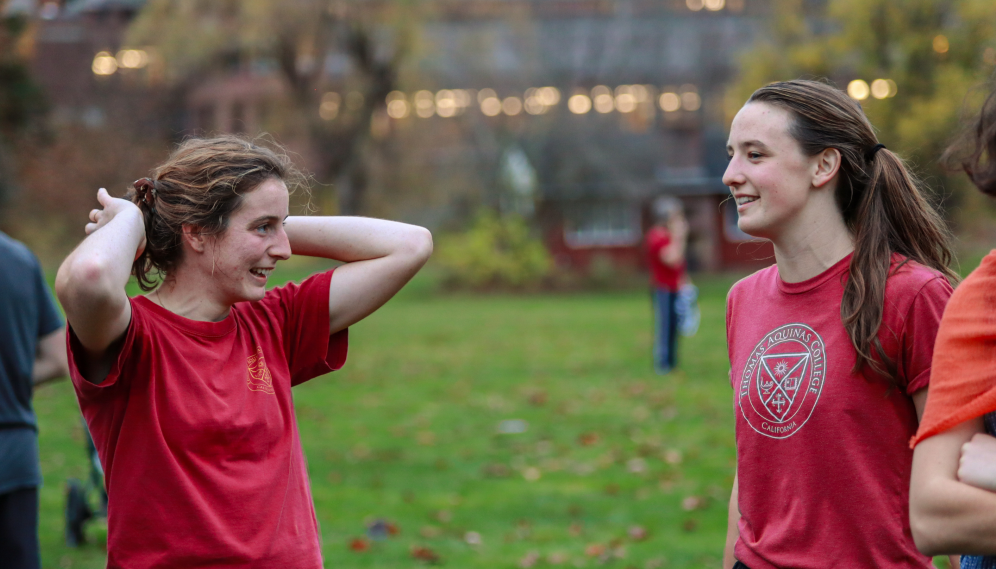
[{"xmin": 911, "ymin": 250, "xmax": 996, "ymax": 447}]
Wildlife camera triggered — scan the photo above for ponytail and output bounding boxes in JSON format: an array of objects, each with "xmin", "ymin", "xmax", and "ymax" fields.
[
  {"xmin": 842, "ymin": 149, "xmax": 956, "ymax": 380},
  {"xmin": 749, "ymin": 80, "xmax": 957, "ymax": 383}
]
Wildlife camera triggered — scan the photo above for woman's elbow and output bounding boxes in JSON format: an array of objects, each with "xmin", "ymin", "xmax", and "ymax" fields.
[
  {"xmin": 909, "ymin": 496, "xmax": 958, "ymax": 556},
  {"xmin": 55, "ymin": 257, "xmax": 117, "ymax": 310},
  {"xmin": 405, "ymin": 226, "xmax": 433, "ymax": 266}
]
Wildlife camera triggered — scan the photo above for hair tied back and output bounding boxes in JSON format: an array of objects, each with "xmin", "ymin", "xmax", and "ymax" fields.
[
  {"xmin": 133, "ymin": 177, "xmax": 157, "ymax": 206},
  {"xmin": 865, "ymin": 143, "xmax": 886, "ymax": 162}
]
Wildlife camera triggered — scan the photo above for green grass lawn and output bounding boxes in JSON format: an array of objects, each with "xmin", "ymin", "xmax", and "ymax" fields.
[
  {"xmin": 35, "ymin": 267, "xmax": 739, "ymax": 569},
  {"xmin": 32, "ymin": 266, "xmax": 953, "ymax": 569}
]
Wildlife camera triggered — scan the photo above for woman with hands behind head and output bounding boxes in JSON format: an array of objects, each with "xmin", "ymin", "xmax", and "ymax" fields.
[
  {"xmin": 909, "ymin": 85, "xmax": 996, "ymax": 568},
  {"xmin": 55, "ymin": 135, "xmax": 432, "ymax": 569}
]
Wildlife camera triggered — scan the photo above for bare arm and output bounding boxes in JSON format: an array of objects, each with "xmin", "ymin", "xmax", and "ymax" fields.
[
  {"xmin": 32, "ymin": 327, "xmax": 68, "ymax": 387},
  {"xmin": 283, "ymin": 216, "xmax": 432, "ymax": 333},
  {"xmin": 659, "ymin": 217, "xmax": 688, "ymax": 268},
  {"xmin": 910, "ymin": 416, "xmax": 996, "ymax": 555},
  {"xmin": 55, "ymin": 189, "xmax": 144, "ymax": 383},
  {"xmin": 723, "ymin": 470, "xmax": 740, "ymax": 569}
]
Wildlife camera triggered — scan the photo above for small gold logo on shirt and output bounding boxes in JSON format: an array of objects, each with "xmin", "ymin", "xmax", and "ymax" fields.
[{"xmin": 247, "ymin": 347, "xmax": 274, "ymax": 394}]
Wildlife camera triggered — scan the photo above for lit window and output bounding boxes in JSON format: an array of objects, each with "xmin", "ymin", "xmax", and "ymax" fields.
[
  {"xmin": 568, "ymin": 94, "xmax": 591, "ymax": 114},
  {"xmin": 564, "ymin": 202, "xmax": 641, "ymax": 248}
]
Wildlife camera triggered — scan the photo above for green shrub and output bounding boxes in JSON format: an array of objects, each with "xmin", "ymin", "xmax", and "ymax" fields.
[{"xmin": 435, "ymin": 211, "xmax": 552, "ymax": 290}]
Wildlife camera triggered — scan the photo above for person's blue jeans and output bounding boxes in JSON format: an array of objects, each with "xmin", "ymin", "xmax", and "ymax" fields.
[{"xmin": 652, "ymin": 287, "xmax": 679, "ymax": 374}]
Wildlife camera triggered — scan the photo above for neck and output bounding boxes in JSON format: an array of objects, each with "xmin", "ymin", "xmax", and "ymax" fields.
[
  {"xmin": 771, "ymin": 206, "xmax": 854, "ymax": 283},
  {"xmin": 149, "ymin": 269, "xmax": 232, "ymax": 322}
]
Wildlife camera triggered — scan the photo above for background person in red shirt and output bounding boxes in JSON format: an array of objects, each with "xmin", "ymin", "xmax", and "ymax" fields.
[
  {"xmin": 644, "ymin": 196, "xmax": 687, "ymax": 374},
  {"xmin": 54, "ymin": 135, "xmax": 433, "ymax": 569},
  {"xmin": 721, "ymin": 80, "xmax": 957, "ymax": 569}
]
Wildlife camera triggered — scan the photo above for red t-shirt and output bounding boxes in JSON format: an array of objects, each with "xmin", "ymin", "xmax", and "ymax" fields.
[
  {"xmin": 726, "ymin": 254, "xmax": 951, "ymax": 569},
  {"xmin": 68, "ymin": 270, "xmax": 347, "ymax": 569},
  {"xmin": 645, "ymin": 226, "xmax": 685, "ymax": 291}
]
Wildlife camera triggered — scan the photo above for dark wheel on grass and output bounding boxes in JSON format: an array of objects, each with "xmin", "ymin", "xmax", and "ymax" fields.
[{"xmin": 65, "ymin": 478, "xmax": 92, "ymax": 547}]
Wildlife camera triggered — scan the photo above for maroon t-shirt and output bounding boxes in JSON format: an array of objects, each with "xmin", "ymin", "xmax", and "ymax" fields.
[
  {"xmin": 68, "ymin": 270, "xmax": 347, "ymax": 569},
  {"xmin": 645, "ymin": 226, "xmax": 685, "ymax": 291},
  {"xmin": 726, "ymin": 254, "xmax": 951, "ymax": 569}
]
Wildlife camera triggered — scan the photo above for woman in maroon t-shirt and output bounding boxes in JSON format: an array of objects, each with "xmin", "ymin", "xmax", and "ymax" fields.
[
  {"xmin": 55, "ymin": 135, "xmax": 432, "ymax": 568},
  {"xmin": 721, "ymin": 80, "xmax": 957, "ymax": 569}
]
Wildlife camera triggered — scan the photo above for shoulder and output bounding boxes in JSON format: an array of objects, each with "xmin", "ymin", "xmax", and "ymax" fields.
[
  {"xmin": 0, "ymin": 232, "xmax": 40, "ymax": 271},
  {"xmin": 887, "ymin": 256, "xmax": 953, "ymax": 300},
  {"xmin": 944, "ymin": 250, "xmax": 996, "ymax": 316},
  {"xmin": 729, "ymin": 264, "xmax": 778, "ymax": 299}
]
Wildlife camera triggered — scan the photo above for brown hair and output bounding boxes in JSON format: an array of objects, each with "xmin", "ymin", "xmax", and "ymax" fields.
[
  {"xmin": 943, "ymin": 84, "xmax": 996, "ymax": 197},
  {"xmin": 748, "ymin": 80, "xmax": 957, "ymax": 381},
  {"xmin": 126, "ymin": 134, "xmax": 304, "ymax": 291}
]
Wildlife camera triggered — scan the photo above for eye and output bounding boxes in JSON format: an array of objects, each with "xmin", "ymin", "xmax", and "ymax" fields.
[
  {"xmin": 255, "ymin": 223, "xmax": 270, "ymax": 234},
  {"xmin": 748, "ymin": 151, "xmax": 763, "ymax": 160}
]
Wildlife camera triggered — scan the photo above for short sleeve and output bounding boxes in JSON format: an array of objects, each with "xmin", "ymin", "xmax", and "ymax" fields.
[
  {"xmin": 257, "ymin": 269, "xmax": 348, "ymax": 386},
  {"xmin": 67, "ymin": 298, "xmax": 145, "ymax": 396},
  {"xmin": 31, "ymin": 256, "xmax": 63, "ymax": 337},
  {"xmin": 901, "ymin": 276, "xmax": 954, "ymax": 395}
]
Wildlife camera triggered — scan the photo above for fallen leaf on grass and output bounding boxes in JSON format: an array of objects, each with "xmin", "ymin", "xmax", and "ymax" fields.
[
  {"xmin": 519, "ymin": 551, "xmax": 540, "ymax": 568},
  {"xmin": 528, "ymin": 391, "xmax": 548, "ymax": 406},
  {"xmin": 523, "ymin": 467, "xmax": 541, "ymax": 481},
  {"xmin": 464, "ymin": 531, "xmax": 482, "ymax": 545},
  {"xmin": 627, "ymin": 525, "xmax": 649, "ymax": 541},
  {"xmin": 420, "ymin": 525, "xmax": 442, "ymax": 538},
  {"xmin": 434, "ymin": 510, "xmax": 452, "ymax": 523},
  {"xmin": 548, "ymin": 551, "xmax": 569, "ymax": 564},
  {"xmin": 578, "ymin": 432, "xmax": 600, "ymax": 446},
  {"xmin": 411, "ymin": 545, "xmax": 441, "ymax": 564},
  {"xmin": 482, "ymin": 463, "xmax": 511, "ymax": 478},
  {"xmin": 497, "ymin": 419, "xmax": 529, "ymax": 434},
  {"xmin": 569, "ymin": 521, "xmax": 584, "ymax": 536},
  {"xmin": 664, "ymin": 449, "xmax": 683, "ymax": 465},
  {"xmin": 681, "ymin": 496, "xmax": 702, "ymax": 511},
  {"xmin": 682, "ymin": 518, "xmax": 699, "ymax": 532},
  {"xmin": 585, "ymin": 543, "xmax": 606, "ymax": 557},
  {"xmin": 349, "ymin": 537, "xmax": 370, "ymax": 552},
  {"xmin": 627, "ymin": 458, "xmax": 648, "ymax": 474}
]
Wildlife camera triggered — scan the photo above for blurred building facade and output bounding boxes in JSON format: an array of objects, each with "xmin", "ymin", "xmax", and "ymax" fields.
[{"xmin": 11, "ymin": 0, "xmax": 778, "ymax": 271}]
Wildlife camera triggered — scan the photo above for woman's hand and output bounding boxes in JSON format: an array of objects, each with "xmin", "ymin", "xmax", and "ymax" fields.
[
  {"xmin": 958, "ymin": 433, "xmax": 996, "ymax": 492},
  {"xmin": 86, "ymin": 188, "xmax": 146, "ymax": 259}
]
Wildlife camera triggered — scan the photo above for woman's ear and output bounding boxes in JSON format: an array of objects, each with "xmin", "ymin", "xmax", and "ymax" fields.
[
  {"xmin": 812, "ymin": 147, "xmax": 842, "ymax": 189},
  {"xmin": 181, "ymin": 224, "xmax": 209, "ymax": 253}
]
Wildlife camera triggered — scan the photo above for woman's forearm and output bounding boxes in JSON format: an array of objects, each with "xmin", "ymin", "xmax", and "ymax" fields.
[
  {"xmin": 55, "ymin": 193, "xmax": 144, "ymax": 353},
  {"xmin": 56, "ymin": 205, "xmax": 144, "ymax": 306},
  {"xmin": 284, "ymin": 216, "xmax": 432, "ymax": 262},
  {"xmin": 910, "ymin": 420, "xmax": 996, "ymax": 555}
]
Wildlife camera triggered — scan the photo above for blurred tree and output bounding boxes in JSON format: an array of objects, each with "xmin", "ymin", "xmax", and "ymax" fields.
[
  {"xmin": 0, "ymin": 3, "xmax": 48, "ymax": 211},
  {"xmin": 127, "ymin": 0, "xmax": 418, "ymax": 215},
  {"xmin": 726, "ymin": 0, "xmax": 996, "ymax": 229}
]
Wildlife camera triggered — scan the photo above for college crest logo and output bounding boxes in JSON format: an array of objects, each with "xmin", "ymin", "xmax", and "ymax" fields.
[
  {"xmin": 737, "ymin": 323, "xmax": 827, "ymax": 439},
  {"xmin": 246, "ymin": 347, "xmax": 275, "ymax": 395}
]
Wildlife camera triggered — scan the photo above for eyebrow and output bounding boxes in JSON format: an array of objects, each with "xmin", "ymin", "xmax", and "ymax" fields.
[
  {"xmin": 248, "ymin": 214, "xmax": 288, "ymax": 225},
  {"xmin": 726, "ymin": 139, "xmax": 771, "ymax": 153}
]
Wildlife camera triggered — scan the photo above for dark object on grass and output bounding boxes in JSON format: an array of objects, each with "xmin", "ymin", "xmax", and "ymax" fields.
[
  {"xmin": 366, "ymin": 518, "xmax": 399, "ymax": 540},
  {"xmin": 65, "ymin": 420, "xmax": 107, "ymax": 547}
]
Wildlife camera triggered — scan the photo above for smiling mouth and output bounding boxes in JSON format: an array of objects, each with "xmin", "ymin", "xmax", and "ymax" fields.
[
  {"xmin": 250, "ymin": 268, "xmax": 273, "ymax": 278},
  {"xmin": 736, "ymin": 196, "xmax": 758, "ymax": 206}
]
